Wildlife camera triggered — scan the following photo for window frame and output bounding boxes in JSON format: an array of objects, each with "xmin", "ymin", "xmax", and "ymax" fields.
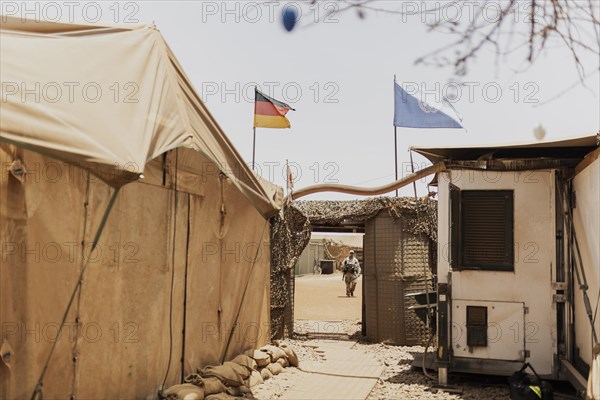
[{"xmin": 450, "ymin": 188, "xmax": 515, "ymax": 272}]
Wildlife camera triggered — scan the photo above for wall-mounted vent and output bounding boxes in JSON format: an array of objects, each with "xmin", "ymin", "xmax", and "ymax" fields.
[
  {"xmin": 451, "ymin": 189, "xmax": 514, "ymax": 271},
  {"xmin": 466, "ymin": 306, "xmax": 488, "ymax": 347}
]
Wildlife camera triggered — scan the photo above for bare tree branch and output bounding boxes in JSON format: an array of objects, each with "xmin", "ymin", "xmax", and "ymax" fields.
[{"xmin": 306, "ymin": 0, "xmax": 600, "ymax": 80}]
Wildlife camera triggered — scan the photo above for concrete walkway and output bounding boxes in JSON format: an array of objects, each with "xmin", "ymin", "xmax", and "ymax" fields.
[{"xmin": 279, "ymin": 340, "xmax": 384, "ymax": 400}]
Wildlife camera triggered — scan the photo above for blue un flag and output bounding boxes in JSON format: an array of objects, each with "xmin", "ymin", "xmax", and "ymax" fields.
[{"xmin": 393, "ymin": 82, "xmax": 463, "ymax": 129}]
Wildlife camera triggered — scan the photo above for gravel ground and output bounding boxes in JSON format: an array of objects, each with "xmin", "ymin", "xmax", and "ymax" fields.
[
  {"xmin": 249, "ymin": 340, "xmax": 326, "ymax": 400},
  {"xmin": 249, "ymin": 320, "xmax": 578, "ymax": 400},
  {"xmin": 357, "ymin": 341, "xmax": 509, "ymax": 400},
  {"xmin": 250, "ymin": 320, "xmax": 511, "ymax": 400},
  {"xmin": 249, "ymin": 366, "xmax": 302, "ymax": 400}
]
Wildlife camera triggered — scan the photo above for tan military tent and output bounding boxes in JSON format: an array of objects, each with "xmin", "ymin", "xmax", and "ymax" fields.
[{"xmin": 0, "ymin": 17, "xmax": 281, "ymax": 399}]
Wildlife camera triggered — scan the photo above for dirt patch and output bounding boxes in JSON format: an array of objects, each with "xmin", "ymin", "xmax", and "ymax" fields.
[{"xmin": 294, "ymin": 273, "xmax": 362, "ymax": 321}]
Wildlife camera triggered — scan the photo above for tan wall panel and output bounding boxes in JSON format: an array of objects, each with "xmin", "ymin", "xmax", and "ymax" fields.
[
  {"xmin": 219, "ymin": 178, "xmax": 270, "ymax": 362},
  {"xmin": 0, "ymin": 148, "xmax": 87, "ymax": 399},
  {"xmin": 1, "ymin": 147, "xmax": 272, "ymax": 398},
  {"xmin": 183, "ymin": 175, "xmax": 270, "ymax": 373},
  {"xmin": 181, "ymin": 174, "xmax": 222, "ymax": 371},
  {"xmin": 74, "ymin": 181, "xmax": 187, "ymax": 398}
]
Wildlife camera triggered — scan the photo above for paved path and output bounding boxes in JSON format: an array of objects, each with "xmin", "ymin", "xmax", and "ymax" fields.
[{"xmin": 279, "ymin": 340, "xmax": 384, "ymax": 400}]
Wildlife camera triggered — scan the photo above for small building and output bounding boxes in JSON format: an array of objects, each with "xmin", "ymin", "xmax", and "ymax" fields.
[
  {"xmin": 413, "ymin": 134, "xmax": 599, "ymax": 391},
  {"xmin": 295, "ymin": 238, "xmax": 326, "ymax": 276}
]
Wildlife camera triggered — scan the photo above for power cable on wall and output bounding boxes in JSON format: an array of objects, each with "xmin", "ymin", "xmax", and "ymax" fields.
[{"xmin": 161, "ymin": 149, "xmax": 179, "ymax": 392}]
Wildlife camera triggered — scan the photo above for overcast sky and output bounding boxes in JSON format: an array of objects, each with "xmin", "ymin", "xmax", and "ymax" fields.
[{"xmin": 4, "ymin": 1, "xmax": 599, "ymax": 199}]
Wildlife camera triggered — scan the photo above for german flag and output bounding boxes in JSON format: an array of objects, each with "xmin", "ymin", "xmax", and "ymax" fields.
[{"xmin": 254, "ymin": 89, "xmax": 295, "ymax": 128}]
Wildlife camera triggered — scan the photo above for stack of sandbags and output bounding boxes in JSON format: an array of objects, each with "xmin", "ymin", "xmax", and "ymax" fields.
[
  {"xmin": 161, "ymin": 384, "xmax": 205, "ymax": 400},
  {"xmin": 161, "ymin": 342, "xmax": 299, "ymax": 400},
  {"xmin": 250, "ymin": 341, "xmax": 299, "ymax": 382}
]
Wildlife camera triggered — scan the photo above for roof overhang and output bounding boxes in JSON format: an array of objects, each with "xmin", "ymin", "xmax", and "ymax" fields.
[{"xmin": 412, "ymin": 134, "xmax": 599, "ymax": 165}]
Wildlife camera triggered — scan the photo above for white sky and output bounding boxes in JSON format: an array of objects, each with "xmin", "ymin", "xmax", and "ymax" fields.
[{"xmin": 4, "ymin": 1, "xmax": 599, "ymax": 199}]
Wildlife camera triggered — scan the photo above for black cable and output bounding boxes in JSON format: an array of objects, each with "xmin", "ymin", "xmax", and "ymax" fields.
[
  {"xmin": 180, "ymin": 193, "xmax": 191, "ymax": 383},
  {"xmin": 161, "ymin": 150, "xmax": 179, "ymax": 391}
]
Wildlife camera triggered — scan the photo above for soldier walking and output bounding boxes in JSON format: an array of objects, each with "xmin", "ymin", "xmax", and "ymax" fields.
[{"xmin": 342, "ymin": 250, "xmax": 361, "ymax": 297}]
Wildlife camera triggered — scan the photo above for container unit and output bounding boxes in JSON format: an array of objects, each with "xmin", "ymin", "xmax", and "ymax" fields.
[{"xmin": 413, "ymin": 134, "xmax": 599, "ymax": 393}]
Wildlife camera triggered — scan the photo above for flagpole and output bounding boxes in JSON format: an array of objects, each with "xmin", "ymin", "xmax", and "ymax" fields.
[
  {"xmin": 394, "ymin": 75, "xmax": 398, "ymax": 197},
  {"xmin": 394, "ymin": 126, "xmax": 398, "ymax": 197},
  {"xmin": 252, "ymin": 85, "xmax": 257, "ymax": 170},
  {"xmin": 252, "ymin": 127, "xmax": 256, "ymax": 170}
]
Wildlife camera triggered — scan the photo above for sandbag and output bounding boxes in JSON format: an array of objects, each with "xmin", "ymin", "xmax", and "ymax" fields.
[
  {"xmin": 267, "ymin": 362, "xmax": 285, "ymax": 376},
  {"xmin": 224, "ymin": 361, "xmax": 251, "ymax": 380},
  {"xmin": 279, "ymin": 342, "xmax": 299, "ymax": 367},
  {"xmin": 251, "ymin": 350, "xmax": 271, "ymax": 368},
  {"xmin": 200, "ymin": 377, "xmax": 228, "ymax": 396},
  {"xmin": 225, "ymin": 386, "xmax": 240, "ymax": 396},
  {"xmin": 260, "ymin": 367, "xmax": 273, "ymax": 381},
  {"xmin": 276, "ymin": 357, "xmax": 289, "ymax": 368},
  {"xmin": 239, "ymin": 385, "xmax": 251, "ymax": 395},
  {"xmin": 231, "ymin": 354, "xmax": 257, "ymax": 372},
  {"xmin": 184, "ymin": 373, "xmax": 203, "ymax": 386},
  {"xmin": 261, "ymin": 345, "xmax": 287, "ymax": 362},
  {"xmin": 162, "ymin": 384, "xmax": 205, "ymax": 400},
  {"xmin": 205, "ymin": 393, "xmax": 237, "ymax": 400},
  {"xmin": 246, "ymin": 370, "xmax": 264, "ymax": 387},
  {"xmin": 200, "ymin": 362, "xmax": 249, "ymax": 387}
]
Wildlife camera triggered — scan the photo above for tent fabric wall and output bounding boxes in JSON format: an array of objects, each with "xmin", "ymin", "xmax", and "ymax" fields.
[
  {"xmin": 0, "ymin": 146, "xmax": 85, "ymax": 399},
  {"xmin": 0, "ymin": 145, "xmax": 271, "ymax": 399},
  {"xmin": 0, "ymin": 17, "xmax": 280, "ymax": 218}
]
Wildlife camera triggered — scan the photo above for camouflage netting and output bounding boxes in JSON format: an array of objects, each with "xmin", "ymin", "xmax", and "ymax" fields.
[
  {"xmin": 269, "ymin": 196, "xmax": 437, "ymax": 339},
  {"xmin": 324, "ymin": 241, "xmax": 358, "ymax": 270},
  {"xmin": 269, "ymin": 204, "xmax": 311, "ymax": 339},
  {"xmin": 294, "ymin": 196, "xmax": 438, "ymax": 242}
]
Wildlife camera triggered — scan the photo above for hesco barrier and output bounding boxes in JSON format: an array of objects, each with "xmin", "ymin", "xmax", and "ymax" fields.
[
  {"xmin": 364, "ymin": 210, "xmax": 436, "ymax": 345},
  {"xmin": 273, "ymin": 198, "xmax": 437, "ymax": 342}
]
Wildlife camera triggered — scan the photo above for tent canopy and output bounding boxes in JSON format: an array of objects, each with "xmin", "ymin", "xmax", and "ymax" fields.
[{"xmin": 0, "ymin": 16, "xmax": 281, "ymax": 217}]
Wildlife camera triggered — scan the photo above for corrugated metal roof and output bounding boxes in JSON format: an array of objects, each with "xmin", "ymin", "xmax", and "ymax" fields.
[{"xmin": 412, "ymin": 133, "xmax": 599, "ymax": 163}]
